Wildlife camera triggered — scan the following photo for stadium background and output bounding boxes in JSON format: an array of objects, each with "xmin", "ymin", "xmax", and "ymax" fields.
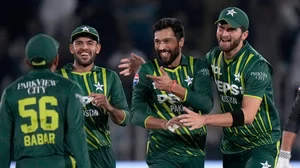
[{"xmin": 1, "ymin": 0, "xmax": 300, "ymax": 167}]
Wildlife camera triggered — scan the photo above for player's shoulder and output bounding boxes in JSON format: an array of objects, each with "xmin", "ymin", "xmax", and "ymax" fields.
[
  {"xmin": 205, "ymin": 46, "xmax": 222, "ymax": 60},
  {"xmin": 245, "ymin": 44, "xmax": 272, "ymax": 67},
  {"xmin": 3, "ymin": 75, "xmax": 26, "ymax": 94}
]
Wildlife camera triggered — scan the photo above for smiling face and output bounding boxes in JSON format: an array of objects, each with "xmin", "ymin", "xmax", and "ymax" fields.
[
  {"xmin": 69, "ymin": 36, "xmax": 101, "ymax": 67},
  {"xmin": 154, "ymin": 27, "xmax": 184, "ymax": 67},
  {"xmin": 216, "ymin": 23, "xmax": 248, "ymax": 57}
]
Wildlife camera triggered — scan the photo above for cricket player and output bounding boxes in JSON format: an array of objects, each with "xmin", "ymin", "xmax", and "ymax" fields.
[
  {"xmin": 131, "ymin": 18, "xmax": 213, "ymax": 168},
  {"xmin": 276, "ymin": 87, "xmax": 300, "ymax": 168},
  {"xmin": 178, "ymin": 7, "xmax": 281, "ymax": 168},
  {"xmin": 57, "ymin": 25, "xmax": 129, "ymax": 168},
  {"xmin": 0, "ymin": 34, "xmax": 90, "ymax": 168},
  {"xmin": 118, "ymin": 7, "xmax": 281, "ymax": 168}
]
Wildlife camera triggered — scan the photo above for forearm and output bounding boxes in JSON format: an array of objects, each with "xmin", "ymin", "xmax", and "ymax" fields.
[
  {"xmin": 145, "ymin": 116, "xmax": 168, "ymax": 130},
  {"xmin": 281, "ymin": 131, "xmax": 297, "ymax": 151},
  {"xmin": 205, "ymin": 112, "xmax": 233, "ymax": 127},
  {"xmin": 108, "ymin": 107, "xmax": 128, "ymax": 126},
  {"xmin": 170, "ymin": 83, "xmax": 186, "ymax": 100},
  {"xmin": 184, "ymin": 90, "xmax": 213, "ymax": 114}
]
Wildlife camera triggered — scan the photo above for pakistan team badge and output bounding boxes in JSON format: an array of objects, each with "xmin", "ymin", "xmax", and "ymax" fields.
[
  {"xmin": 94, "ymin": 82, "xmax": 104, "ymax": 91},
  {"xmin": 185, "ymin": 76, "xmax": 193, "ymax": 86},
  {"xmin": 234, "ymin": 73, "xmax": 241, "ymax": 82},
  {"xmin": 227, "ymin": 9, "xmax": 237, "ymax": 17},
  {"xmin": 81, "ymin": 26, "xmax": 90, "ymax": 32},
  {"xmin": 260, "ymin": 161, "xmax": 271, "ymax": 168}
]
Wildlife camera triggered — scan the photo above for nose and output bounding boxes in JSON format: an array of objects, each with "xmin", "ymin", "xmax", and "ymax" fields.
[
  {"xmin": 81, "ymin": 43, "xmax": 88, "ymax": 49},
  {"xmin": 221, "ymin": 30, "xmax": 230, "ymax": 37},
  {"xmin": 158, "ymin": 43, "xmax": 166, "ymax": 51}
]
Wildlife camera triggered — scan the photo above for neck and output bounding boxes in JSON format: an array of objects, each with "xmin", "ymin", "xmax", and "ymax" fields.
[
  {"xmin": 72, "ymin": 62, "xmax": 94, "ymax": 73},
  {"xmin": 167, "ymin": 53, "xmax": 182, "ymax": 68},
  {"xmin": 224, "ymin": 41, "xmax": 244, "ymax": 59}
]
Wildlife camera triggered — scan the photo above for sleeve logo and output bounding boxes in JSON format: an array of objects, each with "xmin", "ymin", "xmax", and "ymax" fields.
[{"xmin": 133, "ymin": 73, "xmax": 139, "ymax": 85}]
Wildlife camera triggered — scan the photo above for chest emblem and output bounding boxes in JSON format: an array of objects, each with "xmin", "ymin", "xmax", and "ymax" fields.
[
  {"xmin": 185, "ymin": 76, "xmax": 193, "ymax": 86},
  {"xmin": 234, "ymin": 73, "xmax": 241, "ymax": 82},
  {"xmin": 94, "ymin": 82, "xmax": 104, "ymax": 91}
]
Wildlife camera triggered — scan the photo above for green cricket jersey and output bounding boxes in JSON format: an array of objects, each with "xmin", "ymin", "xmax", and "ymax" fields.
[
  {"xmin": 0, "ymin": 69, "xmax": 90, "ymax": 168},
  {"xmin": 131, "ymin": 55, "xmax": 213, "ymax": 158},
  {"xmin": 57, "ymin": 64, "xmax": 129, "ymax": 151},
  {"xmin": 205, "ymin": 41, "xmax": 281, "ymax": 154}
]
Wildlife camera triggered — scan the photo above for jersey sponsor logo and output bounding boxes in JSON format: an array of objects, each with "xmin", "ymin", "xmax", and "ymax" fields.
[
  {"xmin": 157, "ymin": 93, "xmax": 181, "ymax": 104},
  {"xmin": 75, "ymin": 94, "xmax": 93, "ymax": 107},
  {"xmin": 250, "ymin": 72, "xmax": 268, "ymax": 81},
  {"xmin": 157, "ymin": 94, "xmax": 186, "ymax": 115},
  {"xmin": 220, "ymin": 95, "xmax": 238, "ymax": 104},
  {"xmin": 215, "ymin": 80, "xmax": 244, "ymax": 95},
  {"xmin": 133, "ymin": 73, "xmax": 139, "ymax": 85},
  {"xmin": 170, "ymin": 104, "xmax": 184, "ymax": 115},
  {"xmin": 83, "ymin": 109, "xmax": 100, "ymax": 117},
  {"xmin": 17, "ymin": 79, "xmax": 57, "ymax": 95},
  {"xmin": 211, "ymin": 65, "xmax": 222, "ymax": 75}
]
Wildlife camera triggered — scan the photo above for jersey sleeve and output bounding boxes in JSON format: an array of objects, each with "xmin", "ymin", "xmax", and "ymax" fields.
[
  {"xmin": 110, "ymin": 72, "xmax": 129, "ymax": 126},
  {"xmin": 184, "ymin": 58, "xmax": 214, "ymax": 114},
  {"xmin": 65, "ymin": 83, "xmax": 91, "ymax": 168},
  {"xmin": 131, "ymin": 65, "xmax": 154, "ymax": 128},
  {"xmin": 0, "ymin": 89, "xmax": 12, "ymax": 168},
  {"xmin": 284, "ymin": 88, "xmax": 300, "ymax": 133},
  {"xmin": 244, "ymin": 61, "xmax": 272, "ymax": 99}
]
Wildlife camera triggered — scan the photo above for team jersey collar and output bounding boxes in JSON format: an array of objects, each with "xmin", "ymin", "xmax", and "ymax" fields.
[
  {"xmin": 225, "ymin": 41, "xmax": 249, "ymax": 62},
  {"xmin": 29, "ymin": 68, "xmax": 52, "ymax": 74},
  {"xmin": 62, "ymin": 63, "xmax": 101, "ymax": 72}
]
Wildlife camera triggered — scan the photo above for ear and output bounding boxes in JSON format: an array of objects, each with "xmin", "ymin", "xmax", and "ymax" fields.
[
  {"xmin": 96, "ymin": 43, "xmax": 101, "ymax": 54},
  {"xmin": 242, "ymin": 30, "xmax": 249, "ymax": 41},
  {"xmin": 50, "ymin": 55, "xmax": 59, "ymax": 72},
  {"xmin": 69, "ymin": 44, "xmax": 74, "ymax": 54},
  {"xmin": 179, "ymin": 37, "xmax": 185, "ymax": 48},
  {"xmin": 25, "ymin": 58, "xmax": 33, "ymax": 68}
]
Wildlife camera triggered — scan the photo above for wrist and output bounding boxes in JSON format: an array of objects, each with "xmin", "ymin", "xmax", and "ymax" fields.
[
  {"xmin": 168, "ymin": 80, "xmax": 177, "ymax": 93},
  {"xmin": 279, "ymin": 150, "xmax": 291, "ymax": 160},
  {"xmin": 161, "ymin": 120, "xmax": 168, "ymax": 130}
]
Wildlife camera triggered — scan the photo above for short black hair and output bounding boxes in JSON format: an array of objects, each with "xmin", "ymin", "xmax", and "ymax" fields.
[{"xmin": 153, "ymin": 18, "xmax": 185, "ymax": 41}]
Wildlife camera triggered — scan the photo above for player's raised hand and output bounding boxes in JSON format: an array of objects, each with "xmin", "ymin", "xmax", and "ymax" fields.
[
  {"xmin": 118, "ymin": 53, "xmax": 146, "ymax": 76},
  {"xmin": 177, "ymin": 107, "xmax": 207, "ymax": 130},
  {"xmin": 146, "ymin": 66, "xmax": 173, "ymax": 91}
]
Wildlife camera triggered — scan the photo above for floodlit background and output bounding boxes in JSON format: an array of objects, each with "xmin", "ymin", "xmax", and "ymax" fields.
[{"xmin": 1, "ymin": 0, "xmax": 300, "ymax": 166}]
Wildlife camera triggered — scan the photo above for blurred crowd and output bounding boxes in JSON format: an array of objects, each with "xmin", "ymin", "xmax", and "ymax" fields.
[{"xmin": 1, "ymin": 0, "xmax": 300, "ymax": 161}]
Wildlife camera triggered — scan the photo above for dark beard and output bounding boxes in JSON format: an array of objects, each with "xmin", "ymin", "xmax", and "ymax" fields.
[
  {"xmin": 218, "ymin": 34, "xmax": 242, "ymax": 52},
  {"xmin": 73, "ymin": 54, "xmax": 96, "ymax": 67},
  {"xmin": 157, "ymin": 45, "xmax": 180, "ymax": 67}
]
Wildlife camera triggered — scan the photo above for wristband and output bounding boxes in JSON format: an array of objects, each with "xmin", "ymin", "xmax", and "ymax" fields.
[
  {"xmin": 279, "ymin": 150, "xmax": 291, "ymax": 160},
  {"xmin": 168, "ymin": 80, "xmax": 177, "ymax": 93}
]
